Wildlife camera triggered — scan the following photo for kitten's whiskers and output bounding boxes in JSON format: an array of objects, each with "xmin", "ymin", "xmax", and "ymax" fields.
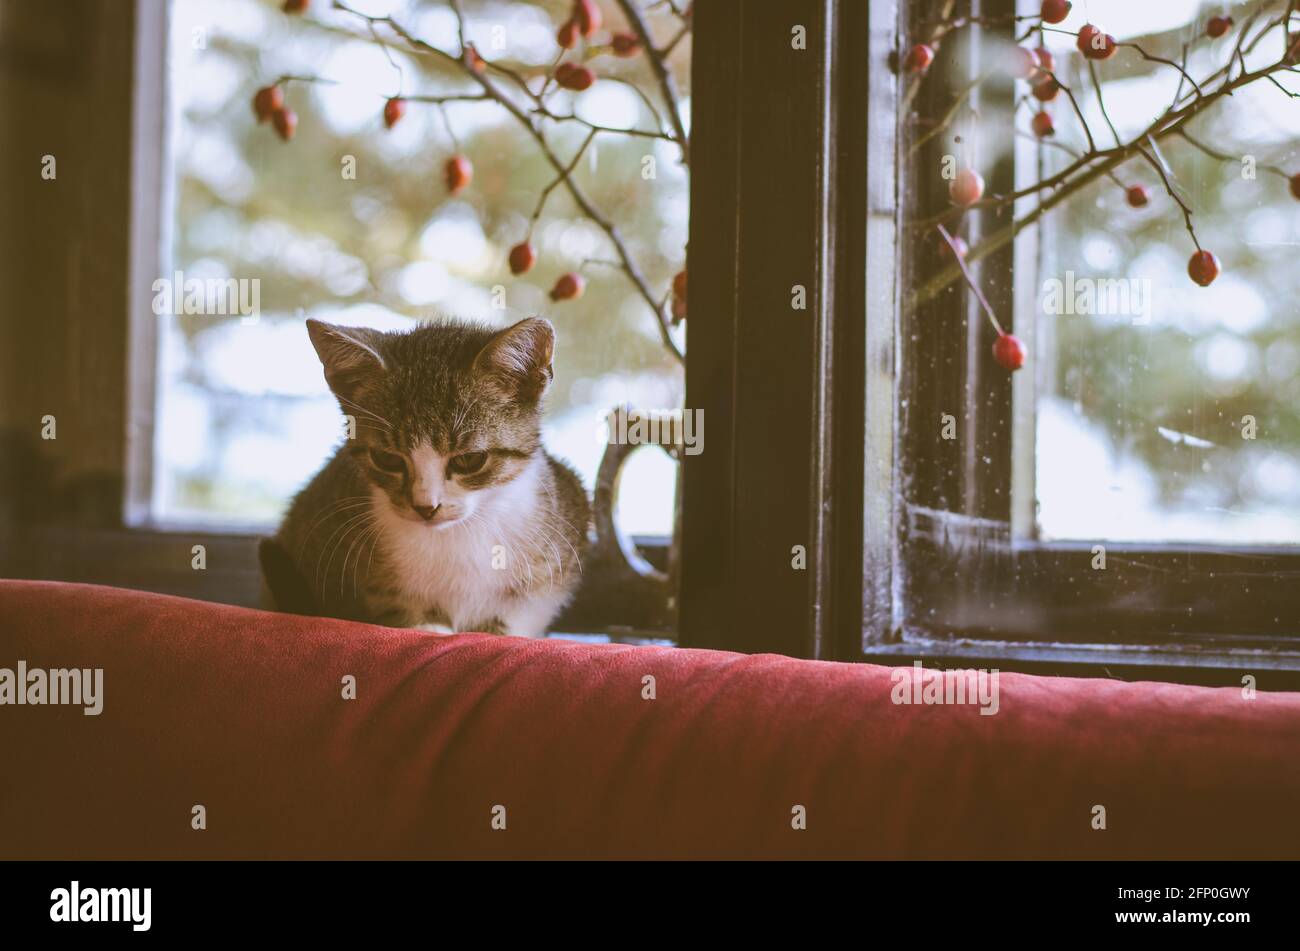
[
  {"xmin": 335, "ymin": 394, "xmax": 395, "ymax": 433},
  {"xmin": 295, "ymin": 496, "xmax": 375, "ymax": 563},
  {"xmin": 317, "ymin": 509, "xmax": 376, "ymax": 600},
  {"xmin": 343, "ymin": 520, "xmax": 381, "ymax": 604}
]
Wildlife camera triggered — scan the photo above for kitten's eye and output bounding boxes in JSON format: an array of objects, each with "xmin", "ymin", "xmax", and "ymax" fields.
[
  {"xmin": 448, "ymin": 451, "xmax": 488, "ymax": 475},
  {"xmin": 368, "ymin": 448, "xmax": 406, "ymax": 473}
]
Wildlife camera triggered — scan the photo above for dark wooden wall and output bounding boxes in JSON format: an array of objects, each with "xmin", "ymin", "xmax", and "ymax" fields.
[{"xmin": 0, "ymin": 0, "xmax": 139, "ymax": 566}]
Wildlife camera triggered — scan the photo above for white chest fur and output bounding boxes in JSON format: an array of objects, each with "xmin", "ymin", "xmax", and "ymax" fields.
[{"xmin": 370, "ymin": 458, "xmax": 566, "ymax": 636}]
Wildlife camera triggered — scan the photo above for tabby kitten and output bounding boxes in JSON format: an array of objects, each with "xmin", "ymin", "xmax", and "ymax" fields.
[{"xmin": 265, "ymin": 316, "xmax": 590, "ymax": 636}]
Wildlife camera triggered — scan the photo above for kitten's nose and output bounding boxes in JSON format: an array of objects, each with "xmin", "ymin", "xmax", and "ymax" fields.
[{"xmin": 413, "ymin": 503, "xmax": 441, "ymax": 522}]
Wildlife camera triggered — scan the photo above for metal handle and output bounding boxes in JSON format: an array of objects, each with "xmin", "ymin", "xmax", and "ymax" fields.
[{"xmin": 588, "ymin": 406, "xmax": 680, "ymax": 627}]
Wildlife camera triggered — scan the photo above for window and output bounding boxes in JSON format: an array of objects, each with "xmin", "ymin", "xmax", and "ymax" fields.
[
  {"xmin": 679, "ymin": 0, "xmax": 1300, "ymax": 686},
  {"xmin": 874, "ymin": 0, "xmax": 1300, "ymax": 678},
  {"xmin": 146, "ymin": 0, "xmax": 690, "ymax": 633},
  {"xmin": 157, "ymin": 0, "xmax": 685, "ymax": 537}
]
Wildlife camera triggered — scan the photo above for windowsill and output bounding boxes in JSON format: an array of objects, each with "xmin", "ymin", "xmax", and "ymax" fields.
[
  {"xmin": 125, "ymin": 517, "xmax": 276, "ymax": 537},
  {"xmin": 862, "ymin": 634, "xmax": 1300, "ymax": 688}
]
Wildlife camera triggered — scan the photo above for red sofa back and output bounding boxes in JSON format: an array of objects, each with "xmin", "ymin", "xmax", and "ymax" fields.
[{"xmin": 2, "ymin": 580, "xmax": 1297, "ymax": 859}]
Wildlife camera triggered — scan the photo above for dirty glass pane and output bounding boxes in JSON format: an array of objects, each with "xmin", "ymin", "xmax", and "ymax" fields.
[{"xmin": 1029, "ymin": 0, "xmax": 1300, "ymax": 544}]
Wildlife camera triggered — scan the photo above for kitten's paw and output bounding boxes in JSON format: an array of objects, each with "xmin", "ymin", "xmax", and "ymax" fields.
[{"xmin": 415, "ymin": 622, "xmax": 456, "ymax": 635}]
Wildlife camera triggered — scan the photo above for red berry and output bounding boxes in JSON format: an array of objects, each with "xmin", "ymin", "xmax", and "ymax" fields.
[
  {"xmin": 383, "ymin": 97, "xmax": 406, "ymax": 129},
  {"xmin": 1290, "ymin": 173, "xmax": 1300, "ymax": 200},
  {"xmin": 271, "ymin": 106, "xmax": 297, "ymax": 141},
  {"xmin": 949, "ymin": 169, "xmax": 985, "ymax": 206},
  {"xmin": 444, "ymin": 155, "xmax": 472, "ymax": 194},
  {"xmin": 1041, "ymin": 0, "xmax": 1071, "ymax": 24},
  {"xmin": 902, "ymin": 43, "xmax": 935, "ymax": 73},
  {"xmin": 993, "ymin": 333, "xmax": 1026, "ymax": 372},
  {"xmin": 1008, "ymin": 47, "xmax": 1041, "ymax": 80},
  {"xmin": 1035, "ymin": 47, "xmax": 1055, "ymax": 73},
  {"xmin": 1031, "ymin": 76, "xmax": 1060, "ymax": 101},
  {"xmin": 672, "ymin": 268, "xmax": 687, "ymax": 299},
  {"xmin": 940, "ymin": 234, "xmax": 969, "ymax": 260},
  {"xmin": 1078, "ymin": 24, "xmax": 1118, "ymax": 60},
  {"xmin": 1126, "ymin": 185, "xmax": 1150, "ymax": 207},
  {"xmin": 508, "ymin": 241, "xmax": 537, "ymax": 276},
  {"xmin": 612, "ymin": 32, "xmax": 642, "ymax": 57},
  {"xmin": 550, "ymin": 272, "xmax": 585, "ymax": 301},
  {"xmin": 573, "ymin": 0, "xmax": 602, "ymax": 37},
  {"xmin": 672, "ymin": 295, "xmax": 687, "ymax": 324},
  {"xmin": 1188, "ymin": 250, "xmax": 1220, "ymax": 287},
  {"xmin": 252, "ymin": 85, "xmax": 283, "ymax": 123},
  {"xmin": 556, "ymin": 63, "xmax": 595, "ymax": 91},
  {"xmin": 557, "ymin": 18, "xmax": 580, "ymax": 49},
  {"xmin": 465, "ymin": 44, "xmax": 487, "ymax": 73},
  {"xmin": 1206, "ymin": 16, "xmax": 1233, "ymax": 38},
  {"xmin": 1032, "ymin": 111, "xmax": 1055, "ymax": 137},
  {"xmin": 282, "ymin": 0, "xmax": 308, "ymax": 12}
]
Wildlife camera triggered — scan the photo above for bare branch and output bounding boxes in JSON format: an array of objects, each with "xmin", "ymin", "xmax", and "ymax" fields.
[
  {"xmin": 529, "ymin": 129, "xmax": 599, "ymax": 229},
  {"xmin": 913, "ymin": 54, "xmax": 1296, "ymax": 306},
  {"xmin": 1133, "ymin": 138, "xmax": 1201, "ymax": 252},
  {"xmin": 937, "ymin": 225, "xmax": 1005, "ymax": 336},
  {"xmin": 331, "ymin": 0, "xmax": 686, "ymax": 365},
  {"xmin": 613, "ymin": 0, "xmax": 690, "ymax": 165},
  {"xmin": 1088, "ymin": 60, "xmax": 1122, "ymax": 148},
  {"xmin": 1177, "ymin": 128, "xmax": 1292, "ymax": 180}
]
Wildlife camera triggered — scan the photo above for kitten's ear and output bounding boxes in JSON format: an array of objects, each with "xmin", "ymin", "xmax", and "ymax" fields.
[
  {"xmin": 473, "ymin": 317, "xmax": 555, "ymax": 402},
  {"xmin": 306, "ymin": 319, "xmax": 386, "ymax": 402}
]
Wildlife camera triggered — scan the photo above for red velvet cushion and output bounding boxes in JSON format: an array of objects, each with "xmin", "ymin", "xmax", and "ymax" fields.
[{"xmin": 1, "ymin": 580, "xmax": 1298, "ymax": 859}]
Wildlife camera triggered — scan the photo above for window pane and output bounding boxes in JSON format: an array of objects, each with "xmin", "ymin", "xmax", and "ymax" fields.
[
  {"xmin": 158, "ymin": 0, "xmax": 687, "ymax": 541},
  {"xmin": 1029, "ymin": 1, "xmax": 1300, "ymax": 544}
]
